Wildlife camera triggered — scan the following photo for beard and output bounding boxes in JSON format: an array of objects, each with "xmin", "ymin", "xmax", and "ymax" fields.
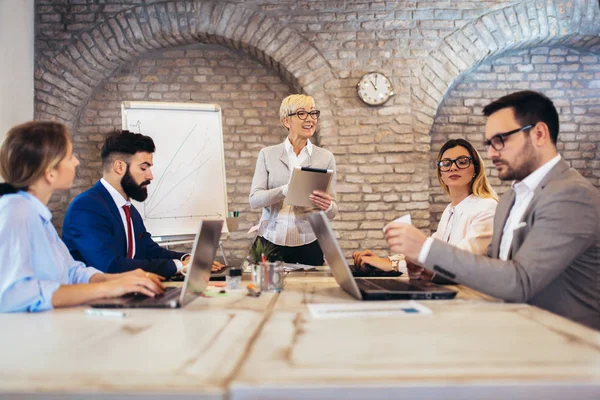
[
  {"xmin": 493, "ymin": 139, "xmax": 539, "ymax": 182},
  {"xmin": 121, "ymin": 165, "xmax": 151, "ymax": 202}
]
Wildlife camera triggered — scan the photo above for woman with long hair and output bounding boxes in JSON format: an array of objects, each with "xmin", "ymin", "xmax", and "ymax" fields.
[
  {"xmin": 353, "ymin": 138, "xmax": 498, "ymax": 280},
  {"xmin": 0, "ymin": 121, "xmax": 165, "ymax": 312}
]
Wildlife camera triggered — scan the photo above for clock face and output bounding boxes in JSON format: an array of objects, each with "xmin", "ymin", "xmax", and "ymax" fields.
[{"xmin": 357, "ymin": 72, "xmax": 394, "ymax": 106}]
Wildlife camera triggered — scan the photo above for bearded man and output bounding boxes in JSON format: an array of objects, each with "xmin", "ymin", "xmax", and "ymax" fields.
[{"xmin": 63, "ymin": 130, "xmax": 221, "ymax": 278}]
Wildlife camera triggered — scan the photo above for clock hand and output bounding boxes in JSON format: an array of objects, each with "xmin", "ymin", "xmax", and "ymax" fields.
[{"xmin": 370, "ymin": 79, "xmax": 377, "ymax": 90}]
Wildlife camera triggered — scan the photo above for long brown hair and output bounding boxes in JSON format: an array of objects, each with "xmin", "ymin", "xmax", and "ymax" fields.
[
  {"xmin": 436, "ymin": 138, "xmax": 498, "ymax": 201},
  {"xmin": 0, "ymin": 121, "xmax": 69, "ymax": 195}
]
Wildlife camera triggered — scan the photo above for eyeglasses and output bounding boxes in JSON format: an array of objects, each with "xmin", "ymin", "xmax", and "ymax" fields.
[
  {"xmin": 484, "ymin": 125, "xmax": 533, "ymax": 151},
  {"xmin": 437, "ymin": 156, "xmax": 473, "ymax": 172},
  {"xmin": 288, "ymin": 110, "xmax": 321, "ymax": 120}
]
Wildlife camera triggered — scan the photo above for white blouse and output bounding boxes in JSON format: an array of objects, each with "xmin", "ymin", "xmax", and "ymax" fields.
[
  {"xmin": 431, "ymin": 194, "xmax": 497, "ymax": 255},
  {"xmin": 394, "ymin": 194, "xmax": 497, "ymax": 272}
]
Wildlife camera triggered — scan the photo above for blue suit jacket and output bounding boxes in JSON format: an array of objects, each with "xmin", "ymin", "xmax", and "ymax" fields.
[{"xmin": 62, "ymin": 181, "xmax": 184, "ymax": 277}]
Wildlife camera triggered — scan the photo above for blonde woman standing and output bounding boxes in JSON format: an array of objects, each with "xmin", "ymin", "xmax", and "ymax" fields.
[
  {"xmin": 249, "ymin": 94, "xmax": 338, "ymax": 266},
  {"xmin": 353, "ymin": 139, "xmax": 498, "ymax": 281}
]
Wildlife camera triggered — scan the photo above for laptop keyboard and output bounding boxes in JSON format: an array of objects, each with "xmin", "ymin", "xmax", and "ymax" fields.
[
  {"xmin": 357, "ymin": 279, "xmax": 415, "ymax": 291},
  {"xmin": 124, "ymin": 286, "xmax": 181, "ymax": 306},
  {"xmin": 352, "ymin": 267, "xmax": 402, "ymax": 278}
]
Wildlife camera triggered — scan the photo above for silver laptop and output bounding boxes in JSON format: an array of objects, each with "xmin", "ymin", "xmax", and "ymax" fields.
[
  {"xmin": 91, "ymin": 220, "xmax": 223, "ymax": 309},
  {"xmin": 307, "ymin": 212, "xmax": 457, "ymax": 301}
]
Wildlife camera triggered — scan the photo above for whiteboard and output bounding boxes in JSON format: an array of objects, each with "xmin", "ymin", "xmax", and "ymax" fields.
[{"xmin": 121, "ymin": 102, "xmax": 228, "ymax": 238}]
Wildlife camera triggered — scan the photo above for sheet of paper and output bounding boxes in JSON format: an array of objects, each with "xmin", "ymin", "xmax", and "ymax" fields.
[
  {"xmin": 307, "ymin": 300, "xmax": 432, "ymax": 319},
  {"xmin": 282, "ymin": 262, "xmax": 317, "ymax": 272},
  {"xmin": 383, "ymin": 213, "xmax": 411, "ymax": 232}
]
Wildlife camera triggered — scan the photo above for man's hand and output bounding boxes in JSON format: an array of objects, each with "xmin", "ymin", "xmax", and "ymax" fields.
[
  {"xmin": 182, "ymin": 260, "xmax": 225, "ymax": 275},
  {"xmin": 384, "ymin": 223, "xmax": 427, "ymax": 261},
  {"xmin": 211, "ymin": 260, "xmax": 225, "ymax": 272},
  {"xmin": 309, "ymin": 190, "xmax": 332, "ymax": 210}
]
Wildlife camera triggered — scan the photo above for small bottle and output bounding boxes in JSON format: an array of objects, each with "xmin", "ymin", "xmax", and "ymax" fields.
[{"xmin": 226, "ymin": 268, "xmax": 242, "ymax": 290}]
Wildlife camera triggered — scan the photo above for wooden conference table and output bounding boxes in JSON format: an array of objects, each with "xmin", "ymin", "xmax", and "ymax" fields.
[{"xmin": 0, "ymin": 271, "xmax": 599, "ymax": 399}]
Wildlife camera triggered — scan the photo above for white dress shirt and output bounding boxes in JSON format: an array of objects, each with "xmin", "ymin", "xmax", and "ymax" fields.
[
  {"xmin": 100, "ymin": 179, "xmax": 183, "ymax": 272},
  {"xmin": 498, "ymin": 154, "xmax": 561, "ymax": 260},
  {"xmin": 100, "ymin": 178, "xmax": 136, "ymax": 257},
  {"xmin": 418, "ymin": 194, "xmax": 498, "ymax": 263},
  {"xmin": 262, "ymin": 138, "xmax": 315, "ymax": 246}
]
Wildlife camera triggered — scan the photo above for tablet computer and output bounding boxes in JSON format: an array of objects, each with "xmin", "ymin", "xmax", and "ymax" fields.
[{"xmin": 285, "ymin": 166, "xmax": 333, "ymax": 208}]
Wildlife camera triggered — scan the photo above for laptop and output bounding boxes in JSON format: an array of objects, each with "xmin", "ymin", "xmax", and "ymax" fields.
[
  {"xmin": 90, "ymin": 219, "xmax": 223, "ymax": 309},
  {"xmin": 307, "ymin": 212, "xmax": 457, "ymax": 301}
]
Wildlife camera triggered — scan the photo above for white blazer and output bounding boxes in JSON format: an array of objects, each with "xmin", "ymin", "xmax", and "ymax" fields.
[
  {"xmin": 432, "ymin": 194, "xmax": 497, "ymax": 255},
  {"xmin": 249, "ymin": 141, "xmax": 338, "ymax": 246}
]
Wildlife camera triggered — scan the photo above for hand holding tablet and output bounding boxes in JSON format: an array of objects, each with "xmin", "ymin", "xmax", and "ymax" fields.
[{"xmin": 285, "ymin": 166, "xmax": 334, "ymax": 208}]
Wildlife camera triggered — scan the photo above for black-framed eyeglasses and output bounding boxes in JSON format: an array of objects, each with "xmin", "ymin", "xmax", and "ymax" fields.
[
  {"xmin": 437, "ymin": 156, "xmax": 473, "ymax": 172},
  {"xmin": 484, "ymin": 125, "xmax": 533, "ymax": 151},
  {"xmin": 288, "ymin": 110, "xmax": 321, "ymax": 120}
]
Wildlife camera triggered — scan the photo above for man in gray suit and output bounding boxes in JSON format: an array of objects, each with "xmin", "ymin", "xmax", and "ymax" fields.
[{"xmin": 385, "ymin": 90, "xmax": 600, "ymax": 330}]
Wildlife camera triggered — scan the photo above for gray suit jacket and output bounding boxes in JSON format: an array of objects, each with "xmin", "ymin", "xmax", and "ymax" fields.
[
  {"xmin": 249, "ymin": 142, "xmax": 338, "ymax": 242},
  {"xmin": 425, "ymin": 159, "xmax": 600, "ymax": 330}
]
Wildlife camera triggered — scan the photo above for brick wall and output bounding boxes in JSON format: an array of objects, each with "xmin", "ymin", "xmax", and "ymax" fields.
[
  {"xmin": 430, "ymin": 46, "xmax": 600, "ymax": 226},
  {"xmin": 34, "ymin": 0, "xmax": 600, "ymax": 258},
  {"xmin": 75, "ymin": 44, "xmax": 293, "ymax": 256}
]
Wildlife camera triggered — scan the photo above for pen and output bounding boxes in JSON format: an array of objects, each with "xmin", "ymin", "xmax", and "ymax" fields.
[{"xmin": 85, "ymin": 308, "xmax": 127, "ymax": 318}]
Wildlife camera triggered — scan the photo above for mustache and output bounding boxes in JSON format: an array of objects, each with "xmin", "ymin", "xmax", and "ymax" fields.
[{"xmin": 140, "ymin": 180, "xmax": 151, "ymax": 187}]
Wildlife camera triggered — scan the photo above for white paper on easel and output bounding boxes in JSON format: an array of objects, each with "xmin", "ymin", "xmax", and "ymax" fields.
[{"xmin": 307, "ymin": 301, "xmax": 432, "ymax": 319}]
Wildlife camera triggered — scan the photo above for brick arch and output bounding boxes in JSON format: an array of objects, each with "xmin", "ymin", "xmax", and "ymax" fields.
[
  {"xmin": 34, "ymin": 0, "xmax": 336, "ymax": 135},
  {"xmin": 412, "ymin": 0, "xmax": 600, "ymax": 134}
]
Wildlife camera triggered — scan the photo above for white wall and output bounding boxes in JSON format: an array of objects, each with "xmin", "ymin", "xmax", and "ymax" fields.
[{"xmin": 0, "ymin": 0, "xmax": 34, "ymax": 147}]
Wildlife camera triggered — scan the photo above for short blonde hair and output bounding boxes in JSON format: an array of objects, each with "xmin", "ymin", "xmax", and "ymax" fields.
[
  {"xmin": 279, "ymin": 94, "xmax": 316, "ymax": 127},
  {"xmin": 436, "ymin": 139, "xmax": 498, "ymax": 201}
]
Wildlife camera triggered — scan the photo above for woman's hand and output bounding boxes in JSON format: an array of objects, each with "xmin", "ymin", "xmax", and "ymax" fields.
[
  {"xmin": 352, "ymin": 250, "xmax": 393, "ymax": 271},
  {"xmin": 309, "ymin": 190, "xmax": 332, "ymax": 210},
  {"xmin": 361, "ymin": 255, "xmax": 393, "ymax": 271},
  {"xmin": 94, "ymin": 268, "xmax": 165, "ymax": 285},
  {"xmin": 100, "ymin": 274, "xmax": 165, "ymax": 298},
  {"xmin": 119, "ymin": 268, "xmax": 165, "ymax": 285}
]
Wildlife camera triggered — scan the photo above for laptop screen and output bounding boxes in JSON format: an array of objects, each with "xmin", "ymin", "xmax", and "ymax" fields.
[
  {"xmin": 307, "ymin": 212, "xmax": 363, "ymax": 300},
  {"xmin": 180, "ymin": 219, "xmax": 223, "ymax": 306}
]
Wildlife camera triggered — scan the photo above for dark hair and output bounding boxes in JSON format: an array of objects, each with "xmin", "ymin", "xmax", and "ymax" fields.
[
  {"xmin": 101, "ymin": 129, "xmax": 155, "ymax": 170},
  {"xmin": 0, "ymin": 121, "xmax": 69, "ymax": 196},
  {"xmin": 482, "ymin": 90, "xmax": 559, "ymax": 145},
  {"xmin": 436, "ymin": 138, "xmax": 498, "ymax": 201}
]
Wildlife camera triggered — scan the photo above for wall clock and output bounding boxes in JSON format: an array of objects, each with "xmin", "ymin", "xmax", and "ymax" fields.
[{"xmin": 357, "ymin": 72, "xmax": 394, "ymax": 106}]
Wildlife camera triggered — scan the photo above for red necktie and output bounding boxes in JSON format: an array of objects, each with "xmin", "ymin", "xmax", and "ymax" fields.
[{"xmin": 122, "ymin": 205, "xmax": 134, "ymax": 259}]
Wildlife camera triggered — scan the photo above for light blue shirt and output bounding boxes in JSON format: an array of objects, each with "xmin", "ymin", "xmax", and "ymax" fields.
[{"xmin": 0, "ymin": 191, "xmax": 102, "ymax": 312}]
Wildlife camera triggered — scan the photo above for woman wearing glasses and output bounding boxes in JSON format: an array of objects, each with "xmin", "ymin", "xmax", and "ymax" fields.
[
  {"xmin": 249, "ymin": 94, "xmax": 338, "ymax": 265},
  {"xmin": 353, "ymin": 138, "xmax": 498, "ymax": 281}
]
